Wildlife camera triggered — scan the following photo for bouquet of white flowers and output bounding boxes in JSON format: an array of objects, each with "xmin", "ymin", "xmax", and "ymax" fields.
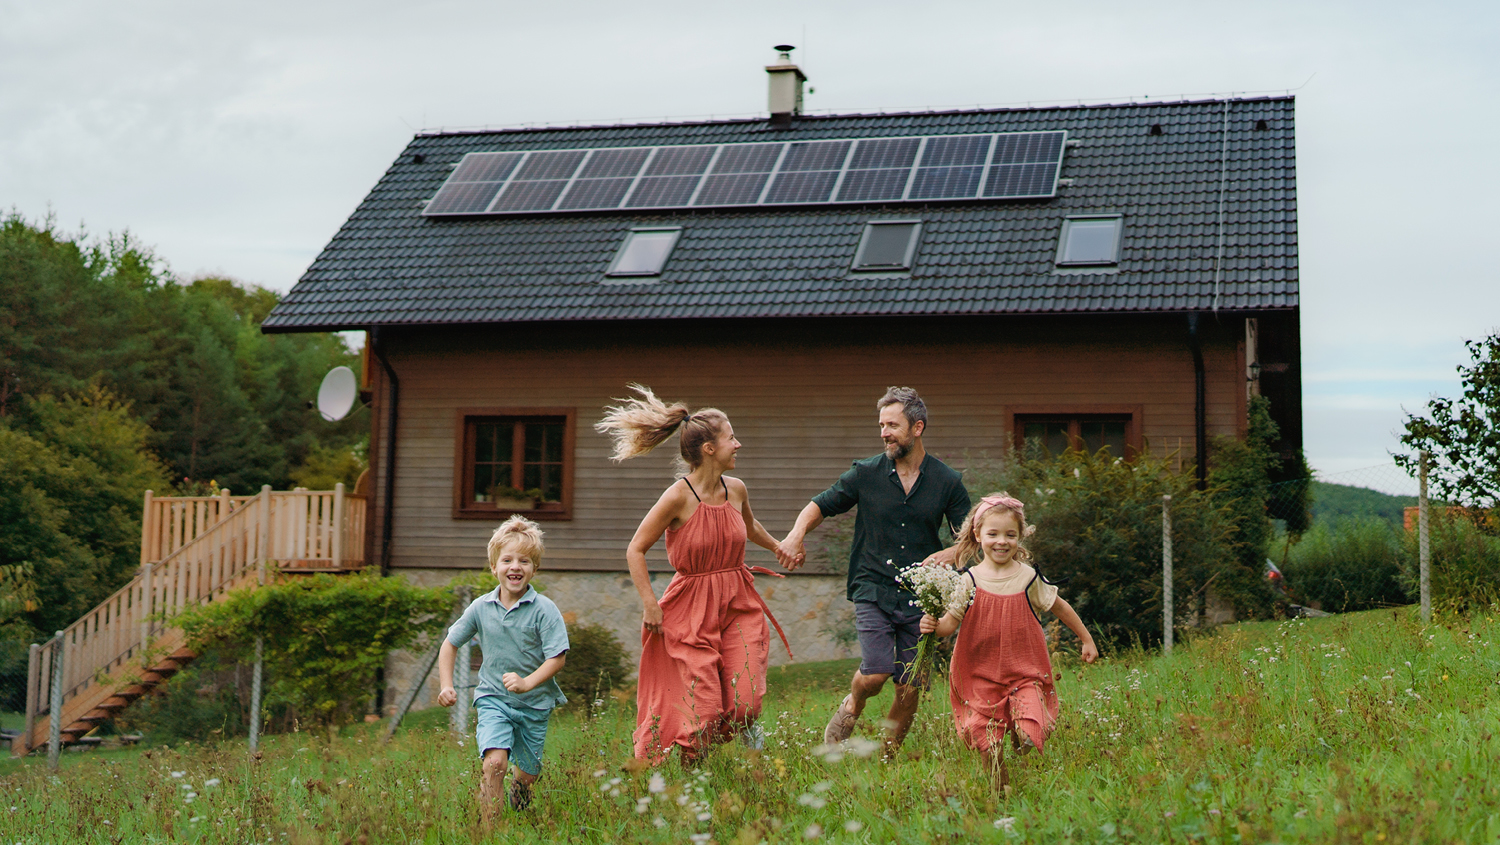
[{"xmin": 894, "ymin": 561, "xmax": 975, "ymax": 685}]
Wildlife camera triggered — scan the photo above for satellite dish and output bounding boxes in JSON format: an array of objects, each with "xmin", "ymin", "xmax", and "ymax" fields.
[{"xmin": 316, "ymin": 366, "xmax": 358, "ymax": 421}]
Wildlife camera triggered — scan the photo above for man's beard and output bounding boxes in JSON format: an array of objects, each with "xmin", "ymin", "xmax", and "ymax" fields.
[{"xmin": 884, "ymin": 439, "xmax": 912, "ymax": 460}]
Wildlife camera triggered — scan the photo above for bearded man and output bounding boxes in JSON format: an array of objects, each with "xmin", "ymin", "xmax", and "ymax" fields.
[{"xmin": 778, "ymin": 386, "xmax": 971, "ymax": 754}]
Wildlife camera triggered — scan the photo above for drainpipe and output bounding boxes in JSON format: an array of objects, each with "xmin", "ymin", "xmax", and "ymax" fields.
[
  {"xmin": 370, "ymin": 327, "xmax": 399, "ymax": 575},
  {"xmin": 1187, "ymin": 313, "xmax": 1207, "ymax": 490}
]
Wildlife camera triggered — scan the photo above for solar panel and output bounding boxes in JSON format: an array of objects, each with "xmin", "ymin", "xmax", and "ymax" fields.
[{"xmin": 422, "ymin": 131, "xmax": 1067, "ymax": 216}]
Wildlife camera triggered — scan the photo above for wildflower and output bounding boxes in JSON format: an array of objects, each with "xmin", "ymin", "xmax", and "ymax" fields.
[
  {"xmin": 798, "ymin": 793, "xmax": 827, "ymax": 809},
  {"xmin": 804, "ymin": 823, "xmax": 823, "ymax": 839},
  {"xmin": 689, "ymin": 835, "xmax": 712, "ymax": 844},
  {"xmin": 635, "ymin": 797, "xmax": 650, "ymax": 814},
  {"xmin": 592, "ymin": 769, "xmax": 606, "ymax": 778},
  {"xmin": 189, "ymin": 816, "xmax": 204, "ymax": 823},
  {"xmin": 811, "ymin": 781, "xmax": 832, "ymax": 794},
  {"xmin": 844, "ymin": 821, "xmax": 864, "ymax": 833},
  {"xmin": 652, "ymin": 816, "xmax": 667, "ymax": 829},
  {"xmin": 697, "ymin": 812, "xmax": 712, "ymax": 821},
  {"xmin": 203, "ymin": 778, "xmax": 221, "ymax": 788},
  {"xmin": 994, "ymin": 817, "xmax": 1017, "ymax": 832},
  {"xmin": 170, "ymin": 771, "xmax": 185, "ymax": 779},
  {"xmin": 649, "ymin": 773, "xmax": 666, "ymax": 794}
]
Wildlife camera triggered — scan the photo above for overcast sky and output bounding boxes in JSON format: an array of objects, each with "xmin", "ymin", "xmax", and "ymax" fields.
[{"xmin": 3, "ymin": 0, "xmax": 1495, "ymax": 489}]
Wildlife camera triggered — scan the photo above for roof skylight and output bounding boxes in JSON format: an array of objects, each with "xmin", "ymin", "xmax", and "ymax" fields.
[
  {"xmin": 1056, "ymin": 215, "xmax": 1123, "ymax": 267},
  {"xmin": 606, "ymin": 228, "xmax": 681, "ymax": 278},
  {"xmin": 852, "ymin": 221, "xmax": 922, "ymax": 272}
]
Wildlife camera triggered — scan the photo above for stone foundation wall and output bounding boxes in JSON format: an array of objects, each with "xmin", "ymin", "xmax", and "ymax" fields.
[{"xmin": 382, "ymin": 569, "xmax": 852, "ymax": 713}]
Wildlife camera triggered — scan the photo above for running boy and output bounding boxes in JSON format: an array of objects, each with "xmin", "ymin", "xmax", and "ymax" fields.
[{"xmin": 438, "ymin": 515, "xmax": 569, "ymax": 817}]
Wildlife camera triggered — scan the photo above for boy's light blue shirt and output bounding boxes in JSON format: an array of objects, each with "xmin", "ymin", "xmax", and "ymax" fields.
[{"xmin": 447, "ymin": 585, "xmax": 569, "ymax": 711}]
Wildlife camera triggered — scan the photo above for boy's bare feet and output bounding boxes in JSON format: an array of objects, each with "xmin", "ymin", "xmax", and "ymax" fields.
[
  {"xmin": 508, "ymin": 778, "xmax": 532, "ymax": 811},
  {"xmin": 824, "ymin": 695, "xmax": 858, "ymax": 744}
]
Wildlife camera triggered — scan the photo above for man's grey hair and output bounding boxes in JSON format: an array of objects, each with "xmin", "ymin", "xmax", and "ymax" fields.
[{"xmin": 877, "ymin": 386, "xmax": 928, "ymax": 429}]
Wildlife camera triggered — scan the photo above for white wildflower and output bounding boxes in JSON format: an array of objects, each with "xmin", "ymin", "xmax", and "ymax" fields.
[
  {"xmin": 203, "ymin": 778, "xmax": 221, "ymax": 788},
  {"xmin": 994, "ymin": 817, "xmax": 1017, "ymax": 833},
  {"xmin": 648, "ymin": 773, "xmax": 666, "ymax": 794},
  {"xmin": 804, "ymin": 823, "xmax": 823, "ymax": 839},
  {"xmin": 845, "ymin": 820, "xmax": 864, "ymax": 833},
  {"xmin": 170, "ymin": 771, "xmax": 185, "ymax": 779}
]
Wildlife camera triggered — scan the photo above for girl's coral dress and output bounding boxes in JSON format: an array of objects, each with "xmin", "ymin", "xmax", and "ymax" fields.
[
  {"xmin": 948, "ymin": 574, "xmax": 1060, "ymax": 753},
  {"xmin": 633, "ymin": 482, "xmax": 790, "ymax": 762}
]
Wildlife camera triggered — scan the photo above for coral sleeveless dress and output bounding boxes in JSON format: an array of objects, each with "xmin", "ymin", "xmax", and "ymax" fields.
[
  {"xmin": 948, "ymin": 579, "xmax": 1060, "ymax": 753},
  {"xmin": 632, "ymin": 482, "xmax": 791, "ymax": 762}
]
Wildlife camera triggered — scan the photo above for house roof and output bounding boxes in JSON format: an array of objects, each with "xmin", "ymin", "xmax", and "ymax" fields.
[{"xmin": 262, "ymin": 97, "xmax": 1297, "ymax": 332}]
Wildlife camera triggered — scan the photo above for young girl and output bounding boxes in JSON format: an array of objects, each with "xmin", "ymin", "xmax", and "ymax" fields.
[{"xmin": 920, "ymin": 493, "xmax": 1097, "ymax": 785}]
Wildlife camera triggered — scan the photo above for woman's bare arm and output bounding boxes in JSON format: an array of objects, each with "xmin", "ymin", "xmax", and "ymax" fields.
[
  {"xmin": 730, "ymin": 478, "xmax": 780, "ymax": 553},
  {"xmin": 626, "ymin": 483, "xmax": 689, "ymax": 634}
]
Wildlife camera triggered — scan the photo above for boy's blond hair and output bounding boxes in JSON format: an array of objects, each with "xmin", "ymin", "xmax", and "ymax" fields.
[{"xmin": 487, "ymin": 515, "xmax": 545, "ymax": 570}]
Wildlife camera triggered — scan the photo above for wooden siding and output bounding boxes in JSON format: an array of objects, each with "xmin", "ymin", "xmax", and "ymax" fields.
[{"xmin": 375, "ymin": 314, "xmax": 1249, "ymax": 572}]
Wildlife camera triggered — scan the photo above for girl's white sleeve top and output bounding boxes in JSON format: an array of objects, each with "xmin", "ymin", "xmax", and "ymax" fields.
[{"xmin": 954, "ymin": 564, "xmax": 1058, "ymax": 620}]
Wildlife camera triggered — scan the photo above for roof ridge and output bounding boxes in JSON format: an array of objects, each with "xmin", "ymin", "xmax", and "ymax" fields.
[{"xmin": 415, "ymin": 95, "xmax": 1294, "ymax": 139}]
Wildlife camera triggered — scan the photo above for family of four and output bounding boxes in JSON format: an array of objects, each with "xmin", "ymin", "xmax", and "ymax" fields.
[{"xmin": 438, "ymin": 386, "xmax": 1098, "ymax": 816}]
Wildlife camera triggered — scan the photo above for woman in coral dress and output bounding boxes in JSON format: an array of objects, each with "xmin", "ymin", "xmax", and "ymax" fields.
[{"xmin": 596, "ymin": 386, "xmax": 792, "ymax": 763}]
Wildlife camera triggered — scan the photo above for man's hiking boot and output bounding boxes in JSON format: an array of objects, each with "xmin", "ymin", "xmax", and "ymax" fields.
[{"xmin": 823, "ymin": 695, "xmax": 858, "ymax": 744}]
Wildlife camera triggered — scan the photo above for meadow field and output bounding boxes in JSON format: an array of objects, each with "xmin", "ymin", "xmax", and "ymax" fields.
[{"xmin": 3, "ymin": 607, "xmax": 1498, "ymax": 844}]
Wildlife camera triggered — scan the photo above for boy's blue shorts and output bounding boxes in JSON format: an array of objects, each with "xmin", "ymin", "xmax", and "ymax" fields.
[{"xmin": 475, "ymin": 696, "xmax": 552, "ymax": 776}]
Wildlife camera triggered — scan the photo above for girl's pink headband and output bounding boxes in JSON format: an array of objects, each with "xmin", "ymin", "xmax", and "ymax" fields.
[{"xmin": 972, "ymin": 495, "xmax": 1025, "ymax": 528}]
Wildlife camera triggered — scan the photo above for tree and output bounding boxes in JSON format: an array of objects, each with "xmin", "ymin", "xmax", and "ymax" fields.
[{"xmin": 1397, "ymin": 332, "xmax": 1500, "ymax": 515}]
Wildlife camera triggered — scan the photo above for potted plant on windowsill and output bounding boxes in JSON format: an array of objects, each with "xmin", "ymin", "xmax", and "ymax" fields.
[{"xmin": 487, "ymin": 485, "xmax": 536, "ymax": 511}]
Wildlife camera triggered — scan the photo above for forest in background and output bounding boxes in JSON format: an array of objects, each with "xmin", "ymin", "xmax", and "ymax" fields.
[{"xmin": 0, "ymin": 214, "xmax": 367, "ymax": 644}]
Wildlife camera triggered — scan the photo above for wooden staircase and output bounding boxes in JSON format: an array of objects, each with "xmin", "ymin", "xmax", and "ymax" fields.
[{"xmin": 13, "ymin": 485, "xmax": 366, "ymax": 756}]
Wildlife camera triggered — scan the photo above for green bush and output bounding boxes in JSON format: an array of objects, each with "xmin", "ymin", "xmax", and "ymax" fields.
[
  {"xmin": 962, "ymin": 448, "xmax": 1245, "ymax": 651},
  {"xmin": 1281, "ymin": 517, "xmax": 1410, "ymax": 612},
  {"xmin": 1401, "ymin": 513, "xmax": 1500, "ymax": 613},
  {"xmin": 113, "ymin": 652, "xmax": 249, "ymax": 743},
  {"xmin": 177, "ymin": 573, "xmax": 453, "ymax": 729},
  {"xmin": 554, "ymin": 623, "xmax": 631, "ymax": 711}
]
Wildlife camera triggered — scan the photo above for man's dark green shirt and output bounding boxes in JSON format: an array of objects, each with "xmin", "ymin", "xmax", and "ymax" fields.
[{"xmin": 812, "ymin": 453, "xmax": 971, "ymax": 616}]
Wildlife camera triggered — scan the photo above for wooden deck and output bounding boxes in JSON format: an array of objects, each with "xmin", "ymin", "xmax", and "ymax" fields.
[{"xmin": 13, "ymin": 485, "xmax": 366, "ymax": 756}]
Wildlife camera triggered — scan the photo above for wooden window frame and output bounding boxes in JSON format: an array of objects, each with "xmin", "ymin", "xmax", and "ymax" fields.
[
  {"xmin": 1006, "ymin": 405, "xmax": 1144, "ymax": 458},
  {"xmin": 453, "ymin": 407, "xmax": 576, "ymax": 521}
]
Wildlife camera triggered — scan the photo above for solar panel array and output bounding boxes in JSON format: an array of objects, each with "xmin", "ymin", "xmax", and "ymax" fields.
[{"xmin": 423, "ymin": 131, "xmax": 1067, "ymax": 216}]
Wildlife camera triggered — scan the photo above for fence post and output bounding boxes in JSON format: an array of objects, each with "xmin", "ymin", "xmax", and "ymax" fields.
[
  {"xmin": 248, "ymin": 637, "xmax": 264, "ymax": 753},
  {"xmin": 22, "ymin": 643, "xmax": 39, "ymax": 755},
  {"xmin": 140, "ymin": 489, "xmax": 155, "ymax": 568},
  {"xmin": 451, "ymin": 586, "xmax": 472, "ymax": 737},
  {"xmin": 47, "ymin": 632, "xmax": 64, "ymax": 771},
  {"xmin": 258, "ymin": 485, "xmax": 272, "ymax": 576},
  {"xmin": 1419, "ymin": 450, "xmax": 1431, "ymax": 623},
  {"xmin": 1162, "ymin": 494, "xmax": 1174, "ymax": 654},
  {"xmin": 140, "ymin": 563, "xmax": 154, "ymax": 665},
  {"xmin": 332, "ymin": 482, "xmax": 345, "ymax": 568},
  {"xmin": 250, "ymin": 485, "xmax": 271, "ymax": 755}
]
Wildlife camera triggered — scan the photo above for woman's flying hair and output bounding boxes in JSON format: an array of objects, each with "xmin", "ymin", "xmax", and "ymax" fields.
[
  {"xmin": 594, "ymin": 384, "xmax": 727, "ymax": 471},
  {"xmin": 488, "ymin": 514, "xmax": 545, "ymax": 569}
]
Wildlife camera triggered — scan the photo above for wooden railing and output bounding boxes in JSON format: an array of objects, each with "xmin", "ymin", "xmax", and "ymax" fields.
[
  {"xmin": 140, "ymin": 490, "xmax": 257, "ymax": 567},
  {"xmin": 18, "ymin": 485, "xmax": 366, "ymax": 755}
]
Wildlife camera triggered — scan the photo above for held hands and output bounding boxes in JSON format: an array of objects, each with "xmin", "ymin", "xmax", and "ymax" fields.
[
  {"xmin": 502, "ymin": 672, "xmax": 533, "ymax": 693},
  {"xmin": 642, "ymin": 601, "xmax": 664, "ymax": 635},
  {"xmin": 775, "ymin": 535, "xmax": 806, "ymax": 571},
  {"xmin": 437, "ymin": 686, "xmax": 457, "ymax": 707}
]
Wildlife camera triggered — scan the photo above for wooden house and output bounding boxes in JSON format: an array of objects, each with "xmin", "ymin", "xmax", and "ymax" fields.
[{"xmin": 262, "ymin": 54, "xmax": 1302, "ymax": 701}]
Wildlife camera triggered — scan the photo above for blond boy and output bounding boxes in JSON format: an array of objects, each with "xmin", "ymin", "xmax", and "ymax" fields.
[{"xmin": 438, "ymin": 515, "xmax": 568, "ymax": 816}]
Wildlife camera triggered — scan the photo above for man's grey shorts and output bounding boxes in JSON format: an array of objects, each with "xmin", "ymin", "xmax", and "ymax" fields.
[{"xmin": 854, "ymin": 601, "xmax": 923, "ymax": 686}]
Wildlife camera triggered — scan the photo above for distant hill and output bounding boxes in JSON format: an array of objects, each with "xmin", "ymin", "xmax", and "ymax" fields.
[{"xmin": 1309, "ymin": 481, "xmax": 1413, "ymax": 525}]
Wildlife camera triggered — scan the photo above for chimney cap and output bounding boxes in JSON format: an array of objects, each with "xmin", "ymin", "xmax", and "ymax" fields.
[{"xmin": 774, "ymin": 44, "xmax": 796, "ymax": 53}]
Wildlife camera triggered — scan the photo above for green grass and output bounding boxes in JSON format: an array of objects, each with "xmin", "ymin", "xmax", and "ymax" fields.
[{"xmin": 3, "ymin": 609, "xmax": 1499, "ymax": 843}]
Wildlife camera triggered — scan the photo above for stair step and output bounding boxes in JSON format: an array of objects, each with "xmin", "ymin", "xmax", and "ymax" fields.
[{"xmin": 100, "ymin": 696, "xmax": 138, "ymax": 709}]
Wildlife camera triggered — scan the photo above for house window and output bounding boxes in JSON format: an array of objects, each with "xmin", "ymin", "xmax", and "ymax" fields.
[
  {"xmin": 1056, "ymin": 215, "xmax": 1123, "ymax": 266},
  {"xmin": 606, "ymin": 227, "xmax": 681, "ymax": 277},
  {"xmin": 454, "ymin": 408, "xmax": 575, "ymax": 520},
  {"xmin": 851, "ymin": 220, "xmax": 921, "ymax": 271},
  {"xmin": 1013, "ymin": 411, "xmax": 1139, "ymax": 458}
]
